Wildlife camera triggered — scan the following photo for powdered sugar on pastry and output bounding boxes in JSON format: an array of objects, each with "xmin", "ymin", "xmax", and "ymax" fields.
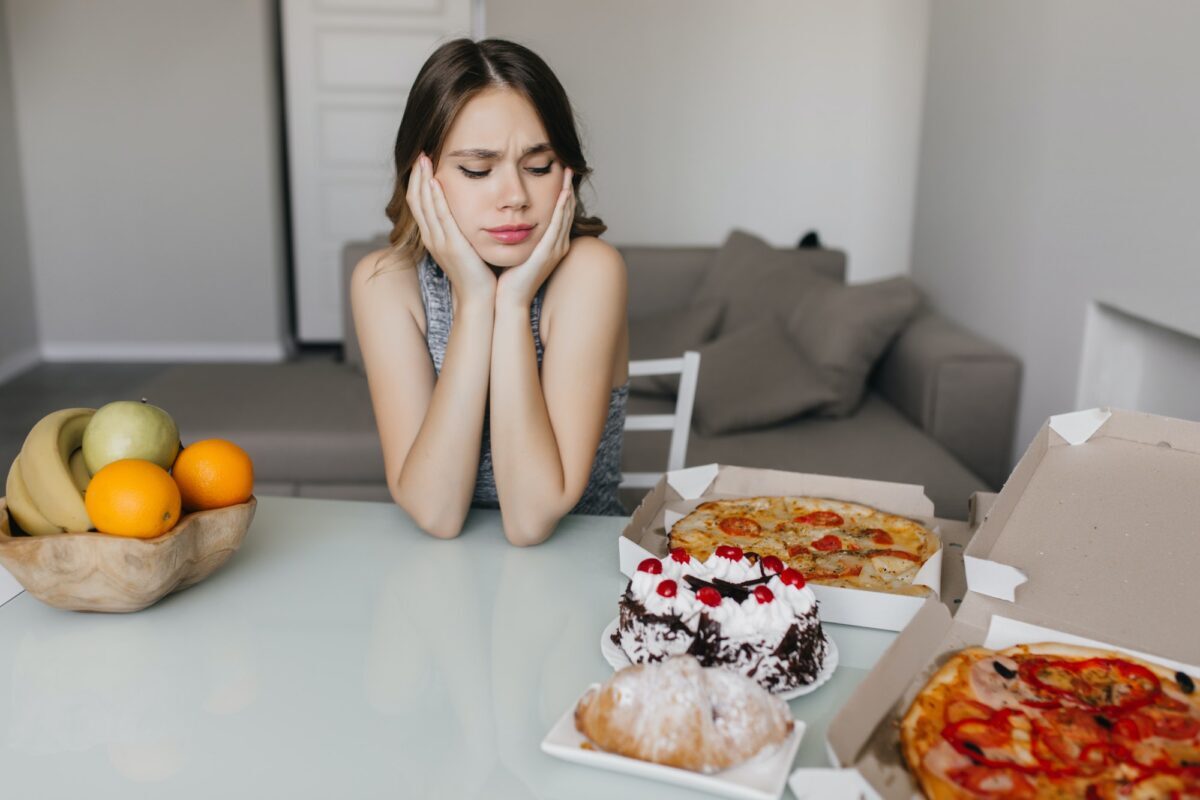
[{"xmin": 574, "ymin": 655, "xmax": 794, "ymax": 774}]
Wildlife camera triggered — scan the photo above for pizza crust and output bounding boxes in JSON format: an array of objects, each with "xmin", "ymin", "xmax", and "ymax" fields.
[{"xmin": 900, "ymin": 648, "xmax": 991, "ymax": 800}]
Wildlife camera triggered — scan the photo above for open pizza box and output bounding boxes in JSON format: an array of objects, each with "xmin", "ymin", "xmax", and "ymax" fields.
[
  {"xmin": 801, "ymin": 408, "xmax": 1200, "ymax": 799},
  {"xmin": 618, "ymin": 464, "xmax": 949, "ymax": 631}
]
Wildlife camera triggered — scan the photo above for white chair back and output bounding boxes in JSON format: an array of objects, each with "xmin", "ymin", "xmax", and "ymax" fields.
[{"xmin": 620, "ymin": 350, "xmax": 701, "ymax": 490}]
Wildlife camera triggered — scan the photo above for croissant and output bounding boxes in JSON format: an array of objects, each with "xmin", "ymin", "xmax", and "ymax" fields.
[{"xmin": 574, "ymin": 654, "xmax": 793, "ymax": 773}]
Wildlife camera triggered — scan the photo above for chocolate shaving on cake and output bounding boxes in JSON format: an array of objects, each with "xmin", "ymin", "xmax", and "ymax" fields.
[{"xmin": 682, "ymin": 574, "xmax": 771, "ymax": 603}]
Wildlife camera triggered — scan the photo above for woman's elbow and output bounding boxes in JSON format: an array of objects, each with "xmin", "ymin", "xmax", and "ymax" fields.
[
  {"xmin": 419, "ymin": 515, "xmax": 465, "ymax": 540},
  {"xmin": 502, "ymin": 510, "xmax": 562, "ymax": 547},
  {"xmin": 392, "ymin": 489, "xmax": 466, "ymax": 540}
]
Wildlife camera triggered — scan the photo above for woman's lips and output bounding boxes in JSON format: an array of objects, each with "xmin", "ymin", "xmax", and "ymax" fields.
[{"xmin": 487, "ymin": 227, "xmax": 532, "ymax": 244}]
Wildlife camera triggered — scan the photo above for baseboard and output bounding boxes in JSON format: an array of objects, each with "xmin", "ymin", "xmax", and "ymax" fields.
[
  {"xmin": 39, "ymin": 340, "xmax": 291, "ymax": 362},
  {"xmin": 0, "ymin": 346, "xmax": 41, "ymax": 384}
]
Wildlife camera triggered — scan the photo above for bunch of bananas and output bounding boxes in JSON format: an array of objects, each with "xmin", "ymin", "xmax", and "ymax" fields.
[{"xmin": 5, "ymin": 408, "xmax": 97, "ymax": 535}]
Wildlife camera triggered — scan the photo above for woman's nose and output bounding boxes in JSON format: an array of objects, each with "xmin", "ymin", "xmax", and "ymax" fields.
[{"xmin": 497, "ymin": 164, "xmax": 530, "ymax": 211}]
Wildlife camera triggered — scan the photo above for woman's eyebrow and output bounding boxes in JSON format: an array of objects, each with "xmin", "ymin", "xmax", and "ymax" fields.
[{"xmin": 445, "ymin": 143, "xmax": 553, "ymax": 159}]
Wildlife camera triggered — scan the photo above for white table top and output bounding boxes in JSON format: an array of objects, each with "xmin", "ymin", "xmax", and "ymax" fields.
[{"xmin": 0, "ymin": 496, "xmax": 896, "ymax": 798}]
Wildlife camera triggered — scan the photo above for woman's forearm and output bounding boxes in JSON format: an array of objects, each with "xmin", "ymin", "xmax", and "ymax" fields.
[
  {"xmin": 488, "ymin": 300, "xmax": 570, "ymax": 545},
  {"xmin": 395, "ymin": 296, "xmax": 494, "ymax": 538}
]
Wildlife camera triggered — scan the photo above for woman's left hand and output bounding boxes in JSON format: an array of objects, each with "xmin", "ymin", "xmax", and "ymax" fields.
[{"xmin": 495, "ymin": 167, "xmax": 575, "ymax": 308}]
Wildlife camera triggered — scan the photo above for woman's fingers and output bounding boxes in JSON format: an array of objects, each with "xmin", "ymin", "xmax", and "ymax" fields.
[
  {"xmin": 555, "ymin": 168, "xmax": 575, "ymax": 255},
  {"xmin": 429, "ymin": 172, "xmax": 467, "ymax": 247},
  {"xmin": 406, "ymin": 157, "xmax": 433, "ymax": 245},
  {"xmin": 419, "ymin": 156, "xmax": 443, "ymax": 245}
]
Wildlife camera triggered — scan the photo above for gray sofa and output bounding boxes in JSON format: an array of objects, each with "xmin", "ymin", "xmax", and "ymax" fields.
[{"xmin": 129, "ymin": 235, "xmax": 1020, "ymax": 519}]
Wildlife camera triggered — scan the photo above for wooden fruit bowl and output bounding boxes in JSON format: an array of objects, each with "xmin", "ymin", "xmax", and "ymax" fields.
[{"xmin": 0, "ymin": 495, "xmax": 256, "ymax": 613}]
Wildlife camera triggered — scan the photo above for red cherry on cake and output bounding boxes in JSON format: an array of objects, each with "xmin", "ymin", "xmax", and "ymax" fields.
[
  {"xmin": 779, "ymin": 568, "xmax": 807, "ymax": 589},
  {"xmin": 656, "ymin": 579, "xmax": 677, "ymax": 598},
  {"xmin": 697, "ymin": 587, "xmax": 722, "ymax": 607},
  {"xmin": 637, "ymin": 558, "xmax": 663, "ymax": 574},
  {"xmin": 715, "ymin": 544, "xmax": 744, "ymax": 561},
  {"xmin": 669, "ymin": 547, "xmax": 690, "ymax": 564},
  {"xmin": 753, "ymin": 586, "xmax": 775, "ymax": 604},
  {"xmin": 760, "ymin": 555, "xmax": 784, "ymax": 574}
]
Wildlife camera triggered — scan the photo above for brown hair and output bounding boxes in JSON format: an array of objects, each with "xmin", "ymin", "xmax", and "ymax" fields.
[{"xmin": 373, "ymin": 37, "xmax": 605, "ymax": 276}]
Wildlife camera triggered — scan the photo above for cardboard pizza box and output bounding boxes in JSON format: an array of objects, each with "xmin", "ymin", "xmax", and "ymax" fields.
[
  {"xmin": 816, "ymin": 408, "xmax": 1200, "ymax": 799},
  {"xmin": 618, "ymin": 464, "xmax": 953, "ymax": 631}
]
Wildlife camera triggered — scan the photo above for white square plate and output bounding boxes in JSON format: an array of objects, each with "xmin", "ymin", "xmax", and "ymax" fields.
[{"xmin": 540, "ymin": 685, "xmax": 806, "ymax": 800}]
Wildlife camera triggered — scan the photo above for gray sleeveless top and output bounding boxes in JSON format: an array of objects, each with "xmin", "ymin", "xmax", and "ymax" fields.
[{"xmin": 417, "ymin": 253, "xmax": 629, "ymax": 517}]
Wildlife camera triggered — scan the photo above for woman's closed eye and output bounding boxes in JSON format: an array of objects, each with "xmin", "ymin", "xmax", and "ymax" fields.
[{"xmin": 458, "ymin": 162, "xmax": 555, "ymax": 179}]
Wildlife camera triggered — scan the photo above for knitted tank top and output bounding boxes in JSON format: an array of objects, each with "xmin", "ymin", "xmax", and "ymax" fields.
[{"xmin": 417, "ymin": 253, "xmax": 629, "ymax": 517}]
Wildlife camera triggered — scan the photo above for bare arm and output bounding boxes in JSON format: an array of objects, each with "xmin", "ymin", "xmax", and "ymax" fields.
[
  {"xmin": 350, "ymin": 252, "xmax": 494, "ymax": 538},
  {"xmin": 489, "ymin": 237, "xmax": 628, "ymax": 546}
]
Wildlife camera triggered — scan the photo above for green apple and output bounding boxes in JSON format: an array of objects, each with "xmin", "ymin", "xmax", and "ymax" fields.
[{"xmin": 82, "ymin": 399, "xmax": 181, "ymax": 475}]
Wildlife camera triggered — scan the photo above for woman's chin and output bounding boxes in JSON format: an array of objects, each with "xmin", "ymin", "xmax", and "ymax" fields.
[{"xmin": 479, "ymin": 242, "xmax": 531, "ymax": 269}]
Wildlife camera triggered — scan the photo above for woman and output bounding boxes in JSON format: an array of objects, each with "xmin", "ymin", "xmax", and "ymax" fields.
[{"xmin": 350, "ymin": 38, "xmax": 630, "ymax": 546}]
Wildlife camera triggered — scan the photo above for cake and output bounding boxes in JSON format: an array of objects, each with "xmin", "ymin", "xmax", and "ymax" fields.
[{"xmin": 612, "ymin": 545, "xmax": 830, "ymax": 693}]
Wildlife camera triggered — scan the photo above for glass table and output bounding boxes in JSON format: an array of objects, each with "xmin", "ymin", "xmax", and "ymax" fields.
[{"xmin": 0, "ymin": 495, "xmax": 896, "ymax": 798}]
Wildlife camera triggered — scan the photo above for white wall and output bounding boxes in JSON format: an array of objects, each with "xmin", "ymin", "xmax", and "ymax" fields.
[
  {"xmin": 0, "ymin": 1, "xmax": 39, "ymax": 382},
  {"xmin": 486, "ymin": 0, "xmax": 930, "ymax": 283},
  {"xmin": 5, "ymin": 0, "xmax": 291, "ymax": 362},
  {"xmin": 911, "ymin": 0, "xmax": 1200, "ymax": 461}
]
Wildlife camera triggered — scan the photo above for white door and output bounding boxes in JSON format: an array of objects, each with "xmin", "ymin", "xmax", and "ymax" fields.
[{"xmin": 281, "ymin": 0, "xmax": 479, "ymax": 343}]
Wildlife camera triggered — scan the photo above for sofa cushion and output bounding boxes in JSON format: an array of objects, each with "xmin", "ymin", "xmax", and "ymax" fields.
[
  {"xmin": 691, "ymin": 229, "xmax": 847, "ymax": 335},
  {"xmin": 619, "ymin": 391, "xmax": 986, "ymax": 520},
  {"xmin": 691, "ymin": 319, "xmax": 837, "ymax": 435},
  {"xmin": 130, "ymin": 360, "xmax": 385, "ymax": 483},
  {"xmin": 628, "ymin": 299, "xmax": 724, "ymax": 396},
  {"xmin": 786, "ymin": 275, "xmax": 922, "ymax": 417},
  {"xmin": 618, "ymin": 246, "xmax": 719, "ymax": 318}
]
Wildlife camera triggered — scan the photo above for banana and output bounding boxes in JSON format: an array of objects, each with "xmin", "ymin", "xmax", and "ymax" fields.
[
  {"xmin": 19, "ymin": 408, "xmax": 95, "ymax": 532},
  {"xmin": 68, "ymin": 447, "xmax": 91, "ymax": 493},
  {"xmin": 5, "ymin": 454, "xmax": 63, "ymax": 536}
]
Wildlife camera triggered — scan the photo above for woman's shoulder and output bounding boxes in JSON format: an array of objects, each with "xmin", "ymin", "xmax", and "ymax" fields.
[
  {"xmin": 544, "ymin": 236, "xmax": 627, "ymax": 302},
  {"xmin": 351, "ymin": 246, "xmax": 419, "ymax": 283},
  {"xmin": 541, "ymin": 236, "xmax": 627, "ymax": 352},
  {"xmin": 350, "ymin": 246, "xmax": 427, "ymax": 332}
]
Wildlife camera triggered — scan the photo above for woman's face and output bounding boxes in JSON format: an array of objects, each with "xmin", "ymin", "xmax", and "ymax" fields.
[{"xmin": 430, "ymin": 87, "xmax": 565, "ymax": 269}]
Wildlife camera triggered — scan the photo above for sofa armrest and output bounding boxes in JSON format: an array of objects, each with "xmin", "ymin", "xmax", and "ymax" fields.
[{"xmin": 872, "ymin": 311, "xmax": 1021, "ymax": 489}]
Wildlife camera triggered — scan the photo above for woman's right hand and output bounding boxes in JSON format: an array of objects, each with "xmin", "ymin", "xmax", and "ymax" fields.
[{"xmin": 406, "ymin": 152, "xmax": 496, "ymax": 306}]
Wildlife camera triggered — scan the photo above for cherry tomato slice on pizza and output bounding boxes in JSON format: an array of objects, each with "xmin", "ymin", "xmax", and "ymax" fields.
[
  {"xmin": 717, "ymin": 516, "xmax": 762, "ymax": 537},
  {"xmin": 864, "ymin": 527, "xmax": 893, "ymax": 545},
  {"xmin": 794, "ymin": 510, "xmax": 844, "ymax": 527},
  {"xmin": 811, "ymin": 534, "xmax": 842, "ymax": 551}
]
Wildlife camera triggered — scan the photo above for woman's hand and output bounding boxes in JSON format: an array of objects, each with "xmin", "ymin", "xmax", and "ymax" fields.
[
  {"xmin": 495, "ymin": 167, "xmax": 576, "ymax": 308},
  {"xmin": 407, "ymin": 152, "xmax": 497, "ymax": 306}
]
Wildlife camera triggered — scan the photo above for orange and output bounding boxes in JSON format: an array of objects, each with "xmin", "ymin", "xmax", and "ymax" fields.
[
  {"xmin": 85, "ymin": 459, "xmax": 182, "ymax": 538},
  {"xmin": 170, "ymin": 438, "xmax": 254, "ymax": 511}
]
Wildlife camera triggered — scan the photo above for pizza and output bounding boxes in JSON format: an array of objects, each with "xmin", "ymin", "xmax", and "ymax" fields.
[
  {"xmin": 666, "ymin": 495, "xmax": 938, "ymax": 594},
  {"xmin": 900, "ymin": 643, "xmax": 1200, "ymax": 799}
]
